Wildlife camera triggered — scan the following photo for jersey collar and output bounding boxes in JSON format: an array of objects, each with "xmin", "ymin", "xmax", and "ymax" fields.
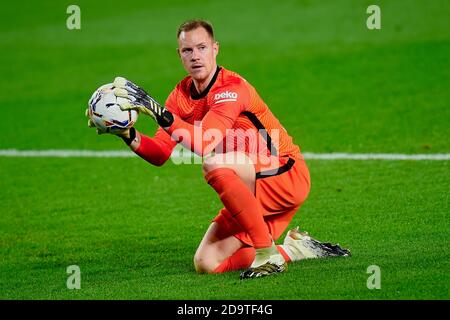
[{"xmin": 190, "ymin": 66, "xmax": 222, "ymax": 100}]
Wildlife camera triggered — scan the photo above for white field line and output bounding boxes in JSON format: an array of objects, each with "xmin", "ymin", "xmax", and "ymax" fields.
[
  {"xmin": 301, "ymin": 152, "xmax": 450, "ymax": 161},
  {"xmin": 0, "ymin": 149, "xmax": 449, "ymax": 160},
  {"xmin": 0, "ymin": 149, "xmax": 137, "ymax": 158}
]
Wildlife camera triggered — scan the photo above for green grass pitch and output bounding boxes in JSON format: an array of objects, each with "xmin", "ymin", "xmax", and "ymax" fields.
[{"xmin": 0, "ymin": 0, "xmax": 448, "ymax": 299}]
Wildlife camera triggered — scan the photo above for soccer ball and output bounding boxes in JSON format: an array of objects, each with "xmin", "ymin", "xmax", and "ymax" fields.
[{"xmin": 88, "ymin": 83, "xmax": 138, "ymax": 134}]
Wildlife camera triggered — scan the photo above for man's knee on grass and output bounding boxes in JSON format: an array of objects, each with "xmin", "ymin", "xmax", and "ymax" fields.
[{"xmin": 193, "ymin": 252, "xmax": 220, "ymax": 274}]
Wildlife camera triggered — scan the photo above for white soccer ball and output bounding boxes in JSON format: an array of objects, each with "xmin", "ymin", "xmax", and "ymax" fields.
[{"xmin": 88, "ymin": 83, "xmax": 138, "ymax": 134}]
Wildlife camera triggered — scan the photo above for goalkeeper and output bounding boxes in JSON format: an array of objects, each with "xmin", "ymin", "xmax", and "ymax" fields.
[{"xmin": 87, "ymin": 20, "xmax": 349, "ymax": 279}]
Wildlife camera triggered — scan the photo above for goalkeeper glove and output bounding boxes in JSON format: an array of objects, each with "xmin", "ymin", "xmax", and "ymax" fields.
[
  {"xmin": 85, "ymin": 108, "xmax": 134, "ymax": 144},
  {"xmin": 85, "ymin": 108, "xmax": 107, "ymax": 135},
  {"xmin": 113, "ymin": 77, "xmax": 174, "ymax": 128}
]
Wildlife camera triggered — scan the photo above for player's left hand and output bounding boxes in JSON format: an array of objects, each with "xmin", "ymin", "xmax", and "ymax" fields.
[
  {"xmin": 85, "ymin": 108, "xmax": 107, "ymax": 135},
  {"xmin": 85, "ymin": 108, "xmax": 129, "ymax": 136},
  {"xmin": 113, "ymin": 77, "xmax": 173, "ymax": 127}
]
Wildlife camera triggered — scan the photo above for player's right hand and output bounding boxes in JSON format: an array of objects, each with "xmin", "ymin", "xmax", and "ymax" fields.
[{"xmin": 112, "ymin": 77, "xmax": 174, "ymax": 128}]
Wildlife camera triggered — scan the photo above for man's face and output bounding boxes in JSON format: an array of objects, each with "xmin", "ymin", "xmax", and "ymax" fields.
[{"xmin": 177, "ymin": 27, "xmax": 219, "ymax": 83}]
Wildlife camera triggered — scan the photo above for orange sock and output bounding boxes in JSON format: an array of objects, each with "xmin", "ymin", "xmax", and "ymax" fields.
[
  {"xmin": 206, "ymin": 168, "xmax": 272, "ymax": 248},
  {"xmin": 276, "ymin": 245, "xmax": 292, "ymax": 262},
  {"xmin": 213, "ymin": 245, "xmax": 291, "ymax": 273},
  {"xmin": 213, "ymin": 247, "xmax": 255, "ymax": 273}
]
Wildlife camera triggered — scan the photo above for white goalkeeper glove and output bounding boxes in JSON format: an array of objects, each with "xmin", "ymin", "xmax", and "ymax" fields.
[{"xmin": 113, "ymin": 77, "xmax": 174, "ymax": 128}]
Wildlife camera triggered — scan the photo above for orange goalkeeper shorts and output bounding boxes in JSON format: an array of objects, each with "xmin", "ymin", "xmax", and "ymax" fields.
[{"xmin": 213, "ymin": 156, "xmax": 311, "ymax": 246}]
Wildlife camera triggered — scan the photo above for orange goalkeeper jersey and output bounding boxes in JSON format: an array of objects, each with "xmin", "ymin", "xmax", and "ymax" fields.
[{"xmin": 155, "ymin": 67, "xmax": 302, "ymax": 165}]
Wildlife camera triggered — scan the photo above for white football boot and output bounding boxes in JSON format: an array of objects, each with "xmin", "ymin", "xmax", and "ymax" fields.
[
  {"xmin": 240, "ymin": 242, "xmax": 287, "ymax": 279},
  {"xmin": 282, "ymin": 227, "xmax": 351, "ymax": 261}
]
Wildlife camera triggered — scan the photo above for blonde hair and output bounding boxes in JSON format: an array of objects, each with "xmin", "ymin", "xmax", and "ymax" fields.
[{"xmin": 177, "ymin": 19, "xmax": 214, "ymax": 40}]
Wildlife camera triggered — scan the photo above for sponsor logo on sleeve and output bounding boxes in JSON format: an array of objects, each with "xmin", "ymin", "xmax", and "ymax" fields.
[{"xmin": 214, "ymin": 91, "xmax": 238, "ymax": 104}]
